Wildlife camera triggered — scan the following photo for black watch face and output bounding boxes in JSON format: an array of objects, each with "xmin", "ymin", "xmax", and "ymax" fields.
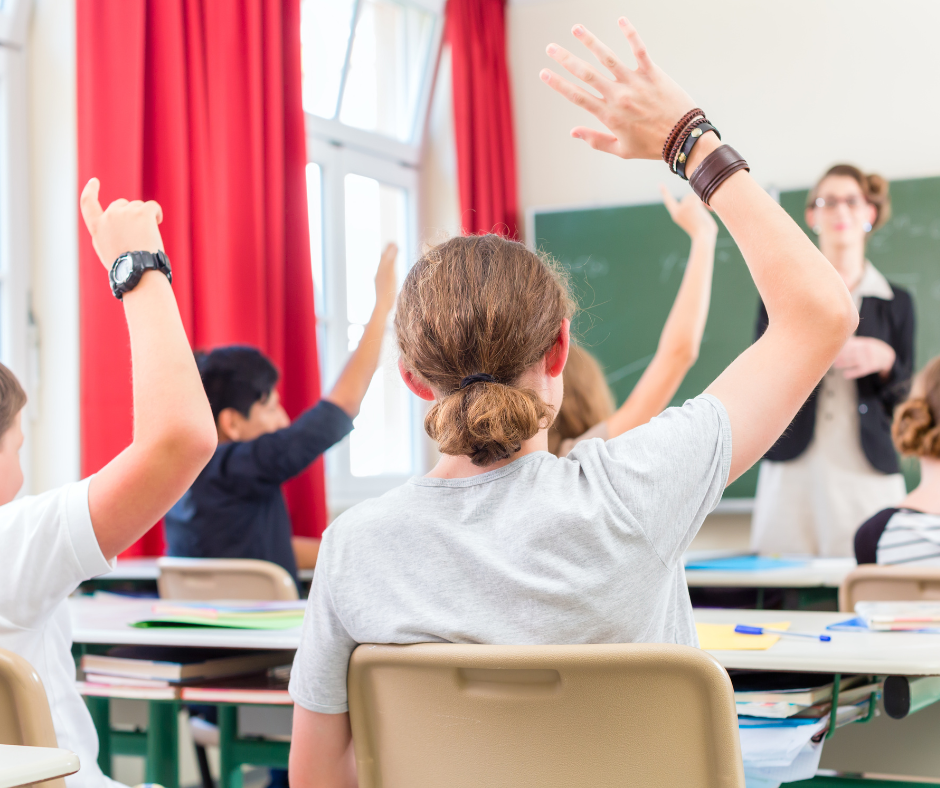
[{"xmin": 115, "ymin": 255, "xmax": 134, "ymax": 285}]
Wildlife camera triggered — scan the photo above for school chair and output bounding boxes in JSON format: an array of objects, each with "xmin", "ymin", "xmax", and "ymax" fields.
[
  {"xmin": 348, "ymin": 642, "xmax": 745, "ymax": 788},
  {"xmin": 839, "ymin": 565, "xmax": 940, "ymax": 612},
  {"xmin": 156, "ymin": 557, "xmax": 299, "ymax": 602},
  {"xmin": 0, "ymin": 647, "xmax": 72, "ymax": 788}
]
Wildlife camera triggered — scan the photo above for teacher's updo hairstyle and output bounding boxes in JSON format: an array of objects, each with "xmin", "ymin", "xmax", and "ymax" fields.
[
  {"xmin": 893, "ymin": 356, "xmax": 940, "ymax": 459},
  {"xmin": 807, "ymin": 164, "xmax": 892, "ymax": 232},
  {"xmin": 395, "ymin": 234, "xmax": 575, "ymax": 467}
]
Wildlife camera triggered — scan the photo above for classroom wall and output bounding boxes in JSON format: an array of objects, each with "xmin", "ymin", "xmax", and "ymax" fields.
[
  {"xmin": 27, "ymin": 0, "xmax": 81, "ymax": 494},
  {"xmin": 506, "ymin": 0, "xmax": 940, "ymax": 217}
]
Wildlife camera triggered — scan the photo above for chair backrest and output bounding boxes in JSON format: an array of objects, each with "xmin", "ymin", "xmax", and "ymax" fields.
[
  {"xmin": 0, "ymin": 647, "xmax": 66, "ymax": 788},
  {"xmin": 348, "ymin": 642, "xmax": 745, "ymax": 788},
  {"xmin": 156, "ymin": 557, "xmax": 299, "ymax": 601},
  {"xmin": 839, "ymin": 565, "xmax": 940, "ymax": 612}
]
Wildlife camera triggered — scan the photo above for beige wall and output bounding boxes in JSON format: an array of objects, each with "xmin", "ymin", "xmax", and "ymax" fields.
[{"xmin": 507, "ymin": 0, "xmax": 940, "ymax": 221}]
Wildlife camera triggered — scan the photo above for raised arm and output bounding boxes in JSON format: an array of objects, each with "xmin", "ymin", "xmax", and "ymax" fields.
[
  {"xmin": 605, "ymin": 189, "xmax": 716, "ymax": 438},
  {"xmin": 323, "ymin": 243, "xmax": 398, "ymax": 418},
  {"xmin": 541, "ymin": 18, "xmax": 857, "ymax": 483},
  {"xmin": 80, "ymin": 180, "xmax": 217, "ymax": 560}
]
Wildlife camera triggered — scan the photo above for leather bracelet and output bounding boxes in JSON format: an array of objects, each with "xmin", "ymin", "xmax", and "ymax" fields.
[
  {"xmin": 688, "ymin": 145, "xmax": 750, "ymax": 205},
  {"xmin": 676, "ymin": 121, "xmax": 720, "ymax": 180},
  {"xmin": 667, "ymin": 114, "xmax": 705, "ymax": 172},
  {"xmin": 662, "ymin": 108, "xmax": 704, "ymax": 164},
  {"xmin": 665, "ymin": 113, "xmax": 704, "ymax": 169}
]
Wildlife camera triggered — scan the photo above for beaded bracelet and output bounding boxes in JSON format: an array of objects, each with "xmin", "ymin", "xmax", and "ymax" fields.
[
  {"xmin": 667, "ymin": 114, "xmax": 705, "ymax": 172},
  {"xmin": 661, "ymin": 108, "xmax": 704, "ymax": 165}
]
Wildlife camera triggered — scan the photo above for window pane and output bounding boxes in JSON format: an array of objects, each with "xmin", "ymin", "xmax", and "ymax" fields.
[
  {"xmin": 343, "ymin": 172, "xmax": 412, "ymax": 477},
  {"xmin": 306, "ymin": 163, "xmax": 325, "ymax": 315},
  {"xmin": 300, "ymin": 0, "xmax": 357, "ymax": 119},
  {"xmin": 339, "ymin": 0, "xmax": 436, "ymax": 141}
]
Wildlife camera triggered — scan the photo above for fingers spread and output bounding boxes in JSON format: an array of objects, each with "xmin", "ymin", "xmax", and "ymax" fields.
[
  {"xmin": 571, "ymin": 127, "xmax": 619, "ymax": 155},
  {"xmin": 80, "ymin": 178, "xmax": 104, "ymax": 228},
  {"xmin": 540, "ymin": 68, "xmax": 605, "ymax": 116},
  {"xmin": 618, "ymin": 17, "xmax": 653, "ymax": 71},
  {"xmin": 572, "ymin": 24, "xmax": 630, "ymax": 81},
  {"xmin": 546, "ymin": 43, "xmax": 610, "ymax": 96}
]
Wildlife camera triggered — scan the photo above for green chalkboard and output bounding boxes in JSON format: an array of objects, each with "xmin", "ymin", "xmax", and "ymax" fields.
[{"xmin": 532, "ymin": 175, "xmax": 940, "ymax": 499}]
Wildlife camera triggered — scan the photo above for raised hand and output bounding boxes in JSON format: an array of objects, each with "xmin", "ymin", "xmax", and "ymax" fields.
[
  {"xmin": 374, "ymin": 242, "xmax": 399, "ymax": 315},
  {"xmin": 80, "ymin": 178, "xmax": 164, "ymax": 270},
  {"xmin": 540, "ymin": 17, "xmax": 695, "ymax": 160},
  {"xmin": 660, "ymin": 186, "xmax": 717, "ymax": 239}
]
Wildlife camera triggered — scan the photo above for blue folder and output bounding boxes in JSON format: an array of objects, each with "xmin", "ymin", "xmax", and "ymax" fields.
[{"xmin": 684, "ymin": 555, "xmax": 807, "ymax": 572}]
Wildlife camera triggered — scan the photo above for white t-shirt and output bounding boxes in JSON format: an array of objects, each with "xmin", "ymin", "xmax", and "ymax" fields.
[
  {"xmin": 0, "ymin": 478, "xmax": 123, "ymax": 788},
  {"xmin": 289, "ymin": 394, "xmax": 732, "ymax": 714}
]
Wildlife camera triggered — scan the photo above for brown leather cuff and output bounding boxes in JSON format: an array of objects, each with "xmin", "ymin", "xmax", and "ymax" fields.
[{"xmin": 688, "ymin": 144, "xmax": 750, "ymax": 205}]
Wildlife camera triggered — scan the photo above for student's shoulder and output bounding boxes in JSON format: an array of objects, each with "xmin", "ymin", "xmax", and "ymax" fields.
[
  {"xmin": 0, "ymin": 479, "xmax": 87, "ymax": 529},
  {"xmin": 323, "ymin": 483, "xmax": 417, "ymax": 543}
]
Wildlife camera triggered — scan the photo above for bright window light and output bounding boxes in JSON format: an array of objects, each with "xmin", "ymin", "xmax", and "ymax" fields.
[
  {"xmin": 339, "ymin": 0, "xmax": 435, "ymax": 141},
  {"xmin": 300, "ymin": 0, "xmax": 356, "ymax": 119},
  {"xmin": 306, "ymin": 163, "xmax": 325, "ymax": 314}
]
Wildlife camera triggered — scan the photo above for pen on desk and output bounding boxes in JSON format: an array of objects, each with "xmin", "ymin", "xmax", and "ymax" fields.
[{"xmin": 734, "ymin": 625, "xmax": 831, "ymax": 642}]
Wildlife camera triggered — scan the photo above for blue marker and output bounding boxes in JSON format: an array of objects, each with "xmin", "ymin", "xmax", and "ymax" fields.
[{"xmin": 735, "ymin": 624, "xmax": 831, "ymax": 642}]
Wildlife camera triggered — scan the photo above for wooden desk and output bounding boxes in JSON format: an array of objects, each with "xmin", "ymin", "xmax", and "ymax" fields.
[
  {"xmin": 695, "ymin": 609, "xmax": 940, "ymax": 676},
  {"xmin": 0, "ymin": 745, "xmax": 80, "ymax": 788},
  {"xmin": 70, "ymin": 596, "xmax": 298, "ymax": 788}
]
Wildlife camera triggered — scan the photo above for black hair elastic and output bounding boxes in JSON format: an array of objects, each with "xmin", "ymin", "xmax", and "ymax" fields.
[{"xmin": 459, "ymin": 373, "xmax": 496, "ymax": 390}]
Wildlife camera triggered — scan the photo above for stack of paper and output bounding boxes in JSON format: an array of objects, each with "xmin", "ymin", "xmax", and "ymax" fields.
[
  {"xmin": 131, "ymin": 600, "xmax": 307, "ymax": 630},
  {"xmin": 855, "ymin": 601, "xmax": 940, "ymax": 631}
]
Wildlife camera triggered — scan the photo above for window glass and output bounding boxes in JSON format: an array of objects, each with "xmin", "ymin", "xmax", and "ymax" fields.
[
  {"xmin": 343, "ymin": 172, "xmax": 412, "ymax": 476},
  {"xmin": 306, "ymin": 163, "xmax": 325, "ymax": 315},
  {"xmin": 300, "ymin": 0, "xmax": 357, "ymax": 119},
  {"xmin": 339, "ymin": 0, "xmax": 435, "ymax": 141}
]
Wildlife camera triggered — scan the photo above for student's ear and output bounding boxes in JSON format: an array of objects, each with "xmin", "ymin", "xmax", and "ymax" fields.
[
  {"xmin": 546, "ymin": 318, "xmax": 570, "ymax": 378},
  {"xmin": 398, "ymin": 359, "xmax": 435, "ymax": 401},
  {"xmin": 217, "ymin": 408, "xmax": 244, "ymax": 441}
]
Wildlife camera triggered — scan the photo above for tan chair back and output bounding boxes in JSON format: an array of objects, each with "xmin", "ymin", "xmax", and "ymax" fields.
[
  {"xmin": 840, "ymin": 564, "xmax": 940, "ymax": 612},
  {"xmin": 348, "ymin": 642, "xmax": 744, "ymax": 788},
  {"xmin": 0, "ymin": 647, "xmax": 66, "ymax": 788},
  {"xmin": 157, "ymin": 557, "xmax": 299, "ymax": 601}
]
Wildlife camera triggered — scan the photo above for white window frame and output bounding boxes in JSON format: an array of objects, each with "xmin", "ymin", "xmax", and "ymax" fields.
[
  {"xmin": 0, "ymin": 0, "xmax": 33, "ymax": 494},
  {"xmin": 305, "ymin": 0, "xmax": 444, "ymax": 511}
]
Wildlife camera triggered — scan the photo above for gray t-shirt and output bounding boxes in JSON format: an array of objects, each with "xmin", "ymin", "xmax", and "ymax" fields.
[{"xmin": 289, "ymin": 394, "xmax": 731, "ymax": 714}]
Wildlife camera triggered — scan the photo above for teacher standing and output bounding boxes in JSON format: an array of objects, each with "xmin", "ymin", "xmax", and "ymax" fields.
[{"xmin": 751, "ymin": 165, "xmax": 915, "ymax": 557}]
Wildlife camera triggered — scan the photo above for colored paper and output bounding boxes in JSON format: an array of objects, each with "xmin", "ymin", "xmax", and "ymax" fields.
[
  {"xmin": 685, "ymin": 556, "xmax": 807, "ymax": 571},
  {"xmin": 697, "ymin": 621, "xmax": 790, "ymax": 650}
]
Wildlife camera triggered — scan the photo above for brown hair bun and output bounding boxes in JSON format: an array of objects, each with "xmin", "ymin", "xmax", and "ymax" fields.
[
  {"xmin": 395, "ymin": 234, "xmax": 576, "ymax": 467},
  {"xmin": 807, "ymin": 164, "xmax": 892, "ymax": 232},
  {"xmin": 892, "ymin": 356, "xmax": 940, "ymax": 459}
]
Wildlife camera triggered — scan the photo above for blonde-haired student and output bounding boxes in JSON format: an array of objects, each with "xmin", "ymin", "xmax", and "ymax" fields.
[
  {"xmin": 550, "ymin": 189, "xmax": 716, "ymax": 455},
  {"xmin": 855, "ymin": 355, "xmax": 940, "ymax": 565},
  {"xmin": 0, "ymin": 181, "xmax": 217, "ymax": 787},
  {"xmin": 288, "ymin": 17, "xmax": 858, "ymax": 788}
]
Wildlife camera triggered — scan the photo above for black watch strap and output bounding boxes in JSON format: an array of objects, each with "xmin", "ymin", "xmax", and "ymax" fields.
[
  {"xmin": 676, "ymin": 121, "xmax": 721, "ymax": 181},
  {"xmin": 109, "ymin": 250, "xmax": 173, "ymax": 300}
]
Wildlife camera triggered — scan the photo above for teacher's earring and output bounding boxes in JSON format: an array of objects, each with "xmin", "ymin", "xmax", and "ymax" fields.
[
  {"xmin": 863, "ymin": 222, "xmax": 873, "ymax": 233},
  {"xmin": 812, "ymin": 225, "xmax": 822, "ymax": 235}
]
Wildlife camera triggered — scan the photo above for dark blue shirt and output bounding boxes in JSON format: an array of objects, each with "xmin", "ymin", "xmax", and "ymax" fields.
[{"xmin": 165, "ymin": 400, "xmax": 354, "ymax": 581}]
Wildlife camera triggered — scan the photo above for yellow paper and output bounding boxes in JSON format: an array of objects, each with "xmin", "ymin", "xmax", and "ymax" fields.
[{"xmin": 696, "ymin": 621, "xmax": 791, "ymax": 650}]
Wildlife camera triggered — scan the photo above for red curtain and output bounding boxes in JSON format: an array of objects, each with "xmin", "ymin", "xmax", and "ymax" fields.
[
  {"xmin": 446, "ymin": 0, "xmax": 519, "ymax": 238},
  {"xmin": 77, "ymin": 0, "xmax": 327, "ymax": 556}
]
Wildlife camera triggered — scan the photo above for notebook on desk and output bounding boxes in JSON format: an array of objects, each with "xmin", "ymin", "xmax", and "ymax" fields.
[{"xmin": 684, "ymin": 555, "xmax": 808, "ymax": 572}]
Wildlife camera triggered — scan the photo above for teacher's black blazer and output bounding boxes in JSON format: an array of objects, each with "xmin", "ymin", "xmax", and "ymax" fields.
[{"xmin": 754, "ymin": 284, "xmax": 915, "ymax": 474}]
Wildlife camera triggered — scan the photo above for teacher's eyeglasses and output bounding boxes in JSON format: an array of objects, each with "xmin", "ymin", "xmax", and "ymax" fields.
[{"xmin": 815, "ymin": 196, "xmax": 866, "ymax": 210}]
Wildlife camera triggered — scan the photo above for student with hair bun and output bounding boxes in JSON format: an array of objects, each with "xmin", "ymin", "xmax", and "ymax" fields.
[
  {"xmin": 750, "ymin": 164, "xmax": 915, "ymax": 558},
  {"xmin": 287, "ymin": 17, "xmax": 859, "ymax": 786},
  {"xmin": 550, "ymin": 189, "xmax": 717, "ymax": 457},
  {"xmin": 855, "ymin": 356, "xmax": 940, "ymax": 565}
]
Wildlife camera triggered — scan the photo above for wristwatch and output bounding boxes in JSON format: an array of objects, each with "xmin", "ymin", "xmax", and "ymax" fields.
[{"xmin": 109, "ymin": 250, "xmax": 173, "ymax": 300}]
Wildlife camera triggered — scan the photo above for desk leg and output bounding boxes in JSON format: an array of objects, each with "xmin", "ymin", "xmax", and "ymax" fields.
[
  {"xmin": 86, "ymin": 696, "xmax": 112, "ymax": 776},
  {"xmin": 219, "ymin": 705, "xmax": 243, "ymax": 788},
  {"xmin": 146, "ymin": 700, "xmax": 179, "ymax": 788}
]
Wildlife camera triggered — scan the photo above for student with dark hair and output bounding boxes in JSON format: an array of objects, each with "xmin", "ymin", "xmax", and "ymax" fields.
[{"xmin": 164, "ymin": 243, "xmax": 399, "ymax": 580}]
